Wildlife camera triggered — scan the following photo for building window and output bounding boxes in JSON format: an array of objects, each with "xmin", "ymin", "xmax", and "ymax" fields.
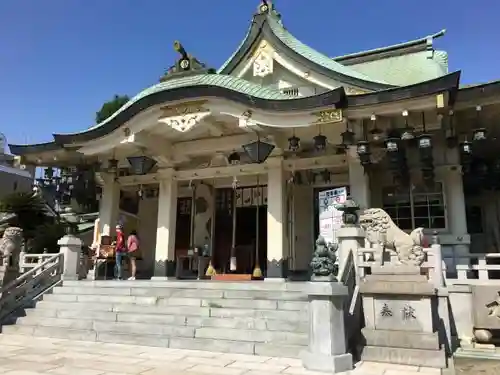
[{"xmin": 382, "ymin": 183, "xmax": 446, "ymax": 230}]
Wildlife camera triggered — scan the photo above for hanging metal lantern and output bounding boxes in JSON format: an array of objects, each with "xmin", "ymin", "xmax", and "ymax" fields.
[
  {"xmin": 369, "ymin": 114, "xmax": 383, "ymax": 142},
  {"xmin": 341, "ymin": 129, "xmax": 355, "ymax": 146},
  {"xmin": 401, "ymin": 110, "xmax": 414, "ymax": 140},
  {"xmin": 473, "ymin": 128, "xmax": 487, "ymax": 141},
  {"xmin": 418, "ymin": 134, "xmax": 433, "ymax": 154},
  {"xmin": 228, "ymin": 152, "xmax": 241, "ymax": 165},
  {"xmin": 127, "ymin": 156, "xmax": 157, "ymax": 175},
  {"xmin": 401, "ymin": 128, "xmax": 415, "ymax": 141},
  {"xmin": 242, "ymin": 139, "xmax": 275, "ymax": 164},
  {"xmin": 356, "ymin": 140, "xmax": 371, "ymax": 167},
  {"xmin": 459, "ymin": 141, "xmax": 473, "ymax": 174},
  {"xmin": 313, "ymin": 134, "xmax": 327, "ymax": 151},
  {"xmin": 385, "ymin": 137, "xmax": 400, "ymax": 153},
  {"xmin": 288, "ymin": 135, "xmax": 301, "ymax": 152},
  {"xmin": 460, "ymin": 141, "xmax": 472, "ymax": 156}
]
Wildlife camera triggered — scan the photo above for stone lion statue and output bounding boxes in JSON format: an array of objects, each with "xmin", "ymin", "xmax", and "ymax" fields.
[
  {"xmin": 359, "ymin": 208, "xmax": 425, "ymax": 266},
  {"xmin": 0, "ymin": 227, "xmax": 23, "ymax": 265}
]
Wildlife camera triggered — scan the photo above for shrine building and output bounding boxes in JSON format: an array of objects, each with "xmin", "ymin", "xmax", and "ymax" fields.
[{"xmin": 9, "ymin": 1, "xmax": 500, "ymax": 280}]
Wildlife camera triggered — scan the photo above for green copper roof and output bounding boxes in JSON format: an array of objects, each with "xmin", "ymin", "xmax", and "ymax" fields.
[
  {"xmin": 334, "ymin": 30, "xmax": 446, "ymax": 62},
  {"xmin": 87, "ymin": 74, "xmax": 292, "ymax": 132},
  {"xmin": 346, "ymin": 50, "xmax": 449, "ymax": 86},
  {"xmin": 265, "ymin": 16, "xmax": 389, "ymax": 85},
  {"xmin": 217, "ymin": 10, "xmax": 393, "ymax": 89}
]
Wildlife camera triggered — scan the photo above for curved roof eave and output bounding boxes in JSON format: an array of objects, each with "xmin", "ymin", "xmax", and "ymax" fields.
[
  {"xmin": 9, "ymin": 72, "xmax": 463, "ymax": 157},
  {"xmin": 217, "ymin": 13, "xmax": 395, "ymax": 91},
  {"xmin": 9, "ymin": 141, "xmax": 61, "ymax": 156},
  {"xmin": 333, "ymin": 30, "xmax": 446, "ymax": 63},
  {"xmin": 346, "ymin": 71, "xmax": 461, "ymax": 107},
  {"xmin": 49, "ymin": 75, "xmax": 346, "ymax": 145}
]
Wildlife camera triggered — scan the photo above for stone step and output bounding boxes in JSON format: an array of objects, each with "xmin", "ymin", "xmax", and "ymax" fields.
[
  {"xmin": 20, "ymin": 311, "xmax": 308, "ymax": 332},
  {"xmin": 1, "ymin": 324, "xmax": 304, "ymax": 358},
  {"xmin": 60, "ymin": 279, "xmax": 309, "ymax": 294},
  {"xmin": 17, "ymin": 310, "xmax": 309, "ymax": 333},
  {"xmin": 53, "ymin": 284, "xmax": 308, "ymax": 301},
  {"xmin": 7, "ymin": 318, "xmax": 307, "ymax": 346},
  {"xmin": 43, "ymin": 292, "xmax": 308, "ymax": 311},
  {"xmin": 34, "ymin": 300, "xmax": 308, "ymax": 321},
  {"xmin": 12, "ymin": 316, "xmax": 308, "ymax": 345}
]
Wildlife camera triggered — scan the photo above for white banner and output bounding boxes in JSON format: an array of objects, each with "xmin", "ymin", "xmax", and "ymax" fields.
[{"xmin": 318, "ymin": 187, "xmax": 347, "ymax": 245}]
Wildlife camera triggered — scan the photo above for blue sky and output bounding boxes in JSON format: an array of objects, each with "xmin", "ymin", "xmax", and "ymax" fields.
[{"xmin": 0, "ymin": 0, "xmax": 498, "ymax": 147}]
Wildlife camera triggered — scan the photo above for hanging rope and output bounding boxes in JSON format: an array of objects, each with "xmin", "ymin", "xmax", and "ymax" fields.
[
  {"xmin": 205, "ymin": 178, "xmax": 216, "ymax": 277},
  {"xmin": 188, "ymin": 180, "xmax": 196, "ymax": 252},
  {"xmin": 253, "ymin": 175, "xmax": 263, "ymax": 278},
  {"xmin": 230, "ymin": 179, "xmax": 238, "ymax": 272}
]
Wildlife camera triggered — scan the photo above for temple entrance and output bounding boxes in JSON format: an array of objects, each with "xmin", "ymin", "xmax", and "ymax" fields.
[{"xmin": 213, "ymin": 186, "xmax": 267, "ymax": 277}]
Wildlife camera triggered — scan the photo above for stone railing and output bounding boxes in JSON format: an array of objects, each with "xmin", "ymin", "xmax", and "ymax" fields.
[
  {"xmin": 19, "ymin": 247, "xmax": 89, "ymax": 279},
  {"xmin": 18, "ymin": 252, "xmax": 54, "ymax": 273},
  {"xmin": 448, "ymin": 253, "xmax": 500, "ymax": 285},
  {"xmin": 352, "ymin": 233, "xmax": 446, "ymax": 289},
  {"xmin": 0, "ymin": 253, "xmax": 63, "ymax": 323}
]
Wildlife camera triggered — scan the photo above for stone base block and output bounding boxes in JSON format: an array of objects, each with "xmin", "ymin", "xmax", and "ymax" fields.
[
  {"xmin": 362, "ymin": 328, "xmax": 440, "ymax": 350},
  {"xmin": 361, "ymin": 345, "xmax": 446, "ymax": 368},
  {"xmin": 301, "ymin": 350, "xmax": 353, "ymax": 373},
  {"xmin": 371, "ymin": 265, "xmax": 421, "ymax": 275}
]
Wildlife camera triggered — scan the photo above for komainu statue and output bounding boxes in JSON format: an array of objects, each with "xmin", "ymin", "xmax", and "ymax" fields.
[
  {"xmin": 0, "ymin": 227, "xmax": 23, "ymax": 266},
  {"xmin": 359, "ymin": 208, "xmax": 425, "ymax": 266}
]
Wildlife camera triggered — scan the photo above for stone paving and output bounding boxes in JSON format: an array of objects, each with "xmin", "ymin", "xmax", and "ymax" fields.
[{"xmin": 0, "ymin": 334, "xmax": 480, "ymax": 375}]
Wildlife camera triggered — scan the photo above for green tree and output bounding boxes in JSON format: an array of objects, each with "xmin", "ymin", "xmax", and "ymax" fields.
[
  {"xmin": 0, "ymin": 192, "xmax": 75, "ymax": 253},
  {"xmin": 95, "ymin": 94, "xmax": 129, "ymax": 124}
]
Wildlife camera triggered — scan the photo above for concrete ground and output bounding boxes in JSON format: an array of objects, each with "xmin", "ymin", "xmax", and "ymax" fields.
[
  {"xmin": 0, "ymin": 334, "xmax": 481, "ymax": 375},
  {"xmin": 455, "ymin": 357, "xmax": 500, "ymax": 374}
]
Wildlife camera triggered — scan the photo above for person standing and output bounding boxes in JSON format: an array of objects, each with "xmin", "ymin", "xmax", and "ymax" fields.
[
  {"xmin": 126, "ymin": 230, "xmax": 140, "ymax": 280},
  {"xmin": 114, "ymin": 224, "xmax": 126, "ymax": 280}
]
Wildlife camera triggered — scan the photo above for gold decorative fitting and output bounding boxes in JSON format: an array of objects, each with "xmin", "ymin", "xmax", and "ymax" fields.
[
  {"xmin": 312, "ymin": 109, "xmax": 343, "ymax": 124},
  {"xmin": 159, "ymin": 100, "xmax": 208, "ymax": 118},
  {"xmin": 345, "ymin": 87, "xmax": 369, "ymax": 95},
  {"xmin": 158, "ymin": 100, "xmax": 211, "ymax": 133}
]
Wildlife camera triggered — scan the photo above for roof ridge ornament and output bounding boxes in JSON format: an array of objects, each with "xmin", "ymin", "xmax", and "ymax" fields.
[
  {"xmin": 160, "ymin": 41, "xmax": 215, "ymax": 82},
  {"xmin": 257, "ymin": 0, "xmax": 282, "ymax": 23}
]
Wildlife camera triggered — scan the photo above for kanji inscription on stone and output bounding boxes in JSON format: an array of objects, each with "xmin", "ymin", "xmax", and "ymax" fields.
[
  {"xmin": 380, "ymin": 303, "xmax": 393, "ymax": 317},
  {"xmin": 401, "ymin": 304, "xmax": 416, "ymax": 320}
]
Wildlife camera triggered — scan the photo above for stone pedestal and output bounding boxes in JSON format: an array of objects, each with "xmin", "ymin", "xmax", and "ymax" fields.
[
  {"xmin": 301, "ymin": 282, "xmax": 353, "ymax": 373},
  {"xmin": 359, "ymin": 266, "xmax": 447, "ymax": 369},
  {"xmin": 58, "ymin": 235, "xmax": 83, "ymax": 281}
]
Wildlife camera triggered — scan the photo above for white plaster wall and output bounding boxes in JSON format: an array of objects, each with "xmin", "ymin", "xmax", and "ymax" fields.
[
  {"xmin": 138, "ymin": 197, "xmax": 159, "ymax": 274},
  {"xmin": 241, "ymin": 60, "xmax": 329, "ymax": 97}
]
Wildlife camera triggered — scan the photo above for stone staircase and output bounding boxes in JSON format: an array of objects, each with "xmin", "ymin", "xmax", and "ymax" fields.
[{"xmin": 2, "ymin": 280, "xmax": 310, "ymax": 358}]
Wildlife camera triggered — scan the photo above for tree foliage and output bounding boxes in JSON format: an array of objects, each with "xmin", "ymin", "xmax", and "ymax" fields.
[
  {"xmin": 95, "ymin": 94, "xmax": 129, "ymax": 124},
  {"xmin": 0, "ymin": 192, "xmax": 76, "ymax": 253}
]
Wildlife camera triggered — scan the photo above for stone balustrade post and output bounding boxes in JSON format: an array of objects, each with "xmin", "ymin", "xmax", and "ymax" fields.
[
  {"xmin": 58, "ymin": 235, "xmax": 83, "ymax": 281},
  {"xmin": 302, "ymin": 235, "xmax": 353, "ymax": 373},
  {"xmin": 336, "ymin": 197, "xmax": 364, "ymax": 280},
  {"xmin": 431, "ymin": 231, "xmax": 445, "ymax": 288},
  {"xmin": 337, "ymin": 227, "xmax": 365, "ymax": 279},
  {"xmin": 301, "ymin": 282, "xmax": 353, "ymax": 373}
]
